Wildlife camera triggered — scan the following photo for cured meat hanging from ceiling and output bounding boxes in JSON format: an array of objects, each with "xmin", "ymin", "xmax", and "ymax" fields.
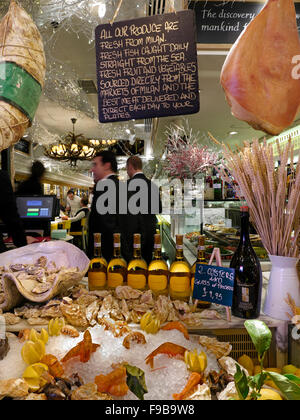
[
  {"xmin": 220, "ymin": 0, "xmax": 300, "ymax": 136},
  {"xmin": 0, "ymin": 0, "xmax": 46, "ymax": 151}
]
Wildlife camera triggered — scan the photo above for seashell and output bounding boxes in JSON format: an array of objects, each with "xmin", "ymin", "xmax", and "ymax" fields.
[
  {"xmin": 0, "ymin": 378, "xmax": 29, "ymax": 399},
  {"xmin": 3, "ymin": 312, "xmax": 21, "ymax": 325},
  {"xmin": 35, "ymin": 257, "xmax": 48, "ymax": 268},
  {"xmin": 60, "ymin": 302, "xmax": 89, "ymax": 329},
  {"xmin": 61, "ymin": 325, "xmax": 80, "ymax": 338},
  {"xmin": 31, "ymin": 282, "xmax": 52, "ymax": 294},
  {"xmin": 9, "ymin": 264, "xmax": 26, "ymax": 272},
  {"xmin": 26, "ymin": 317, "xmax": 49, "ymax": 326},
  {"xmin": 86, "ymin": 300, "xmax": 100, "ymax": 326},
  {"xmin": 0, "ymin": 241, "xmax": 89, "ymax": 312},
  {"xmin": 0, "ymin": 1, "xmax": 46, "ymax": 151},
  {"xmin": 114, "ymin": 286, "xmax": 143, "ymax": 300},
  {"xmin": 71, "ymin": 383, "xmax": 113, "ymax": 401},
  {"xmin": 184, "ymin": 384, "xmax": 212, "ymax": 401},
  {"xmin": 198, "ymin": 337, "xmax": 232, "ymax": 360}
]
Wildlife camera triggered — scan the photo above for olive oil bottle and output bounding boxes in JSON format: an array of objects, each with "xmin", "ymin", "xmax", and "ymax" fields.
[
  {"xmin": 107, "ymin": 233, "xmax": 127, "ymax": 289},
  {"xmin": 127, "ymin": 233, "xmax": 148, "ymax": 290},
  {"xmin": 148, "ymin": 233, "xmax": 169, "ymax": 296},
  {"xmin": 169, "ymin": 235, "xmax": 191, "ymax": 302},
  {"xmin": 88, "ymin": 233, "xmax": 107, "ymax": 291}
]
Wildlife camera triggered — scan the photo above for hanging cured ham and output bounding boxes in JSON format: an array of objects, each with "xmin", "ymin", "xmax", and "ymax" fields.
[
  {"xmin": 220, "ymin": 0, "xmax": 300, "ymax": 136},
  {"xmin": 0, "ymin": 0, "xmax": 46, "ymax": 151}
]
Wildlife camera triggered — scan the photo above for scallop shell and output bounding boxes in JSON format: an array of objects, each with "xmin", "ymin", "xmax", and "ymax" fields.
[
  {"xmin": 0, "ymin": 0, "xmax": 46, "ymax": 151},
  {"xmin": 0, "ymin": 241, "xmax": 90, "ymax": 312}
]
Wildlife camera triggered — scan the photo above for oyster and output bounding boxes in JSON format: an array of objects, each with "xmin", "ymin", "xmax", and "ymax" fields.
[
  {"xmin": 31, "ymin": 282, "xmax": 52, "ymax": 294},
  {"xmin": 71, "ymin": 383, "xmax": 113, "ymax": 401},
  {"xmin": 86, "ymin": 300, "xmax": 100, "ymax": 326},
  {"xmin": 184, "ymin": 384, "xmax": 211, "ymax": 400},
  {"xmin": 153, "ymin": 295, "xmax": 174, "ymax": 323},
  {"xmin": 0, "ymin": 241, "xmax": 89, "ymax": 312},
  {"xmin": 198, "ymin": 337, "xmax": 232, "ymax": 359},
  {"xmin": 60, "ymin": 301, "xmax": 89, "ymax": 329},
  {"xmin": 114, "ymin": 286, "xmax": 143, "ymax": 300},
  {"xmin": 3, "ymin": 313, "xmax": 21, "ymax": 325},
  {"xmin": 0, "ymin": 379, "xmax": 29, "ymax": 399},
  {"xmin": 218, "ymin": 356, "xmax": 248, "ymax": 377}
]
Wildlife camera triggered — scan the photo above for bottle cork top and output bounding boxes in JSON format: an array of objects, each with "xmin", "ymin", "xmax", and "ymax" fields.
[
  {"xmin": 133, "ymin": 233, "xmax": 141, "ymax": 243},
  {"xmin": 176, "ymin": 235, "xmax": 183, "ymax": 245},
  {"xmin": 154, "ymin": 233, "xmax": 161, "ymax": 244},
  {"xmin": 113, "ymin": 233, "xmax": 121, "ymax": 241},
  {"xmin": 93, "ymin": 233, "xmax": 101, "ymax": 242},
  {"xmin": 198, "ymin": 235, "xmax": 205, "ymax": 245}
]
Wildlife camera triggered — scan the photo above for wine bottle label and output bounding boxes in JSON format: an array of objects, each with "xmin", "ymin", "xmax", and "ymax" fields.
[
  {"xmin": 197, "ymin": 246, "xmax": 205, "ymax": 251},
  {"xmin": 114, "ymin": 243, "xmax": 121, "ymax": 247},
  {"xmin": 88, "ymin": 272, "xmax": 106, "ymax": 288},
  {"xmin": 148, "ymin": 274, "xmax": 168, "ymax": 291},
  {"xmin": 133, "ymin": 244, "xmax": 141, "ymax": 249},
  {"xmin": 170, "ymin": 275, "xmax": 190, "ymax": 292},
  {"xmin": 94, "ymin": 243, "xmax": 101, "ymax": 248},
  {"xmin": 154, "ymin": 244, "xmax": 161, "ymax": 249},
  {"xmin": 107, "ymin": 273, "xmax": 124, "ymax": 288},
  {"xmin": 236, "ymin": 283, "xmax": 255, "ymax": 311},
  {"xmin": 176, "ymin": 245, "xmax": 183, "ymax": 250},
  {"xmin": 128, "ymin": 274, "xmax": 146, "ymax": 290},
  {"xmin": 213, "ymin": 184, "xmax": 221, "ymax": 188}
]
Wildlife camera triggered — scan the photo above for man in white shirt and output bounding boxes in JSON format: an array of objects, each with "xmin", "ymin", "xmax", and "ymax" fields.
[{"xmin": 66, "ymin": 190, "xmax": 81, "ymax": 217}]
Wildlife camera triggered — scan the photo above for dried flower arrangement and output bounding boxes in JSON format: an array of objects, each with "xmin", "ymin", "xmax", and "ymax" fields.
[
  {"xmin": 208, "ymin": 133, "xmax": 300, "ymax": 257},
  {"xmin": 164, "ymin": 124, "xmax": 219, "ymax": 179}
]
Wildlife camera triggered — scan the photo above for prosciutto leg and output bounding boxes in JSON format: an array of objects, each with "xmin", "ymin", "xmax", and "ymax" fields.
[{"xmin": 220, "ymin": 0, "xmax": 300, "ymax": 135}]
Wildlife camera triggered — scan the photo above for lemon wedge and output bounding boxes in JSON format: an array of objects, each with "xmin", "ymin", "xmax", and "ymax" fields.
[
  {"xmin": 21, "ymin": 339, "xmax": 46, "ymax": 365},
  {"xmin": 29, "ymin": 328, "xmax": 49, "ymax": 344},
  {"xmin": 23, "ymin": 363, "xmax": 49, "ymax": 391}
]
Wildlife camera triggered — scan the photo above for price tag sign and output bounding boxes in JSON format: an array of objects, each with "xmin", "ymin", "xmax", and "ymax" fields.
[{"xmin": 193, "ymin": 264, "xmax": 235, "ymax": 307}]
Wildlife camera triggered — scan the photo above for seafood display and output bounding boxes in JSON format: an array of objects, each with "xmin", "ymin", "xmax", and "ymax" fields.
[
  {"xmin": 0, "ymin": 285, "xmax": 223, "ymax": 329},
  {"xmin": 0, "ymin": 241, "xmax": 89, "ymax": 312},
  {"xmin": 0, "ymin": 320, "xmax": 238, "ymax": 400}
]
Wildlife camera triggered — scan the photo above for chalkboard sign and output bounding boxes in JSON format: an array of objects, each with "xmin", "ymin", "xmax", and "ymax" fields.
[
  {"xmin": 193, "ymin": 263, "xmax": 235, "ymax": 307},
  {"xmin": 189, "ymin": 1, "xmax": 300, "ymax": 45},
  {"xmin": 14, "ymin": 138, "xmax": 30, "ymax": 155},
  {"xmin": 95, "ymin": 10, "xmax": 200, "ymax": 123}
]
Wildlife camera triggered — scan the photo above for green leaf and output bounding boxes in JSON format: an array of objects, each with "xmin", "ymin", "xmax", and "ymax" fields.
[
  {"xmin": 234, "ymin": 364, "xmax": 249, "ymax": 400},
  {"xmin": 284, "ymin": 374, "xmax": 300, "ymax": 386},
  {"xmin": 267, "ymin": 372, "xmax": 300, "ymax": 400},
  {"xmin": 125, "ymin": 364, "xmax": 148, "ymax": 401},
  {"xmin": 244, "ymin": 320, "xmax": 272, "ymax": 359},
  {"xmin": 249, "ymin": 372, "xmax": 267, "ymax": 392}
]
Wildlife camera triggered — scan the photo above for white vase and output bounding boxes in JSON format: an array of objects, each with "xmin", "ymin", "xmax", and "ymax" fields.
[{"xmin": 263, "ymin": 255, "xmax": 300, "ymax": 321}]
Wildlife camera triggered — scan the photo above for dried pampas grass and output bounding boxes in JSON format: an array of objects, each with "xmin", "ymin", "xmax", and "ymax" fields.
[{"xmin": 208, "ymin": 133, "xmax": 300, "ymax": 258}]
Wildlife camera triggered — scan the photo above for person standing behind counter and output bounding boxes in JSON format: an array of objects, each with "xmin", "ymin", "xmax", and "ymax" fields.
[
  {"xmin": 88, "ymin": 151, "xmax": 121, "ymax": 262},
  {"xmin": 125, "ymin": 156, "xmax": 162, "ymax": 265},
  {"xmin": 0, "ymin": 170, "xmax": 33, "ymax": 253},
  {"xmin": 16, "ymin": 161, "xmax": 45, "ymax": 196},
  {"xmin": 66, "ymin": 190, "xmax": 81, "ymax": 217}
]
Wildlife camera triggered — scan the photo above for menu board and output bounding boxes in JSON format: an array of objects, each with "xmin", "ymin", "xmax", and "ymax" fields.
[
  {"xmin": 189, "ymin": 1, "xmax": 300, "ymax": 45},
  {"xmin": 95, "ymin": 10, "xmax": 200, "ymax": 123},
  {"xmin": 193, "ymin": 263, "xmax": 235, "ymax": 307}
]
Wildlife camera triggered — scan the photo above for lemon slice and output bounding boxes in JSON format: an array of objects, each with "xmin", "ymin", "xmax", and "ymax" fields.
[
  {"xmin": 23, "ymin": 363, "xmax": 49, "ymax": 391},
  {"xmin": 21, "ymin": 339, "xmax": 46, "ymax": 365},
  {"xmin": 29, "ymin": 328, "xmax": 49, "ymax": 344},
  {"xmin": 48, "ymin": 318, "xmax": 65, "ymax": 336}
]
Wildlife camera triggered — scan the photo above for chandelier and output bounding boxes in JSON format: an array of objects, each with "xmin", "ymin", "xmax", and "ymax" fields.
[{"xmin": 44, "ymin": 118, "xmax": 117, "ymax": 166}]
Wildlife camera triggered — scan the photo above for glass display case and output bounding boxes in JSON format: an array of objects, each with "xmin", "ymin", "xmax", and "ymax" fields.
[{"xmin": 158, "ymin": 200, "xmax": 269, "ymax": 266}]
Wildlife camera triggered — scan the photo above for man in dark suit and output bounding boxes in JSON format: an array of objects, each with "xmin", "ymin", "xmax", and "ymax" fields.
[
  {"xmin": 0, "ymin": 170, "xmax": 27, "ymax": 253},
  {"xmin": 125, "ymin": 156, "xmax": 161, "ymax": 265},
  {"xmin": 87, "ymin": 151, "xmax": 121, "ymax": 262}
]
